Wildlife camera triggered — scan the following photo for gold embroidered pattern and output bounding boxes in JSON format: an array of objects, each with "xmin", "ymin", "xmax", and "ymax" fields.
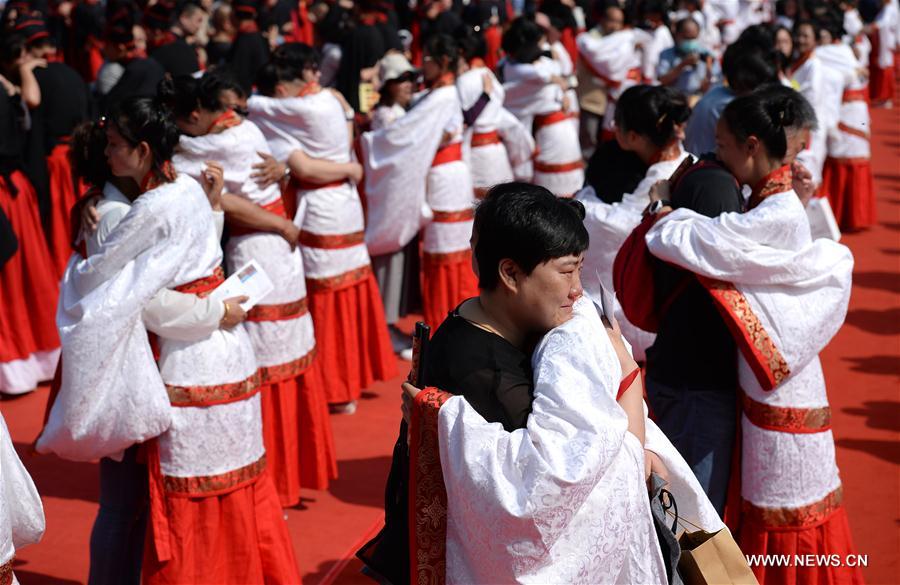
[
  {"xmin": 307, "ymin": 264, "xmax": 372, "ymax": 293},
  {"xmin": 163, "ymin": 455, "xmax": 267, "ymax": 496},
  {"xmin": 742, "ymin": 487, "xmax": 843, "ymax": 529},
  {"xmin": 431, "ymin": 208, "xmax": 474, "ymax": 223},
  {"xmin": 299, "ymin": 230, "xmax": 365, "ymax": 249},
  {"xmin": 166, "ymin": 371, "xmax": 261, "ymax": 407},
  {"xmin": 742, "ymin": 392, "xmax": 831, "ymax": 433},
  {"xmin": 173, "ymin": 267, "xmax": 225, "ymax": 298},
  {"xmin": 247, "ymin": 297, "xmax": 308, "ymax": 322},
  {"xmin": 699, "ymin": 277, "xmax": 791, "ymax": 390},
  {"xmin": 411, "ymin": 387, "xmax": 453, "ymax": 585},
  {"xmin": 258, "ymin": 348, "xmax": 317, "ymax": 385},
  {"xmin": 0, "ymin": 557, "xmax": 13, "ymax": 585}
]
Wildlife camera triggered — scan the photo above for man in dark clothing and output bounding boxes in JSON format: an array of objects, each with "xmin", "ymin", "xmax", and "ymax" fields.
[
  {"xmin": 101, "ymin": 10, "xmax": 166, "ymax": 113},
  {"xmin": 335, "ymin": 0, "xmax": 402, "ymax": 111},
  {"xmin": 227, "ymin": 0, "xmax": 270, "ymax": 94},
  {"xmin": 645, "ymin": 156, "xmax": 744, "ymax": 515},
  {"xmin": 144, "ymin": 1, "xmax": 201, "ymax": 77}
]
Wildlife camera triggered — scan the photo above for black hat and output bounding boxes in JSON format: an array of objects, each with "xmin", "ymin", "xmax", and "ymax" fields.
[
  {"xmin": 143, "ymin": 0, "xmax": 174, "ymax": 30},
  {"xmin": 232, "ymin": 0, "xmax": 259, "ymax": 19},
  {"xmin": 14, "ymin": 14, "xmax": 49, "ymax": 45},
  {"xmin": 106, "ymin": 7, "xmax": 135, "ymax": 44}
]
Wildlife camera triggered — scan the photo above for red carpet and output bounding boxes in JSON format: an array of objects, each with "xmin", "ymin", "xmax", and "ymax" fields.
[{"xmin": 3, "ymin": 106, "xmax": 899, "ymax": 584}]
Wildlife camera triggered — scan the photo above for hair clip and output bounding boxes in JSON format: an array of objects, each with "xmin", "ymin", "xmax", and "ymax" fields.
[{"xmin": 656, "ymin": 112, "xmax": 668, "ymax": 128}]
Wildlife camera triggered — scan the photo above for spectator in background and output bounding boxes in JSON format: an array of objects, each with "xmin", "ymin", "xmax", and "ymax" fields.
[
  {"xmin": 228, "ymin": 0, "xmax": 271, "ymax": 93},
  {"xmin": 684, "ymin": 37, "xmax": 779, "ymax": 155},
  {"xmin": 657, "ymin": 17, "xmax": 720, "ymax": 101},
  {"xmin": 206, "ymin": 3, "xmax": 235, "ymax": 67}
]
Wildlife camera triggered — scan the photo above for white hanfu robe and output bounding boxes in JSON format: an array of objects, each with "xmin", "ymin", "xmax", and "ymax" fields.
[
  {"xmin": 0, "ymin": 414, "xmax": 44, "ymax": 585},
  {"xmin": 817, "ymin": 42, "xmax": 876, "ymax": 229},
  {"xmin": 409, "ymin": 296, "xmax": 722, "ymax": 584},
  {"xmin": 575, "ymin": 148, "xmax": 691, "ymax": 361},
  {"xmin": 248, "ymin": 91, "xmax": 371, "ymax": 289},
  {"xmin": 646, "ymin": 171, "xmax": 863, "ymax": 583},
  {"xmin": 250, "ymin": 90, "xmax": 396, "ymax": 404},
  {"xmin": 789, "ymin": 52, "xmax": 829, "ymax": 186},
  {"xmin": 360, "ymin": 84, "xmax": 459, "ymax": 257},
  {"xmin": 502, "ymin": 56, "xmax": 584, "ymax": 197},
  {"xmin": 174, "ymin": 119, "xmax": 316, "ymax": 390},
  {"xmin": 457, "ymin": 64, "xmax": 514, "ymax": 198},
  {"xmin": 577, "ymin": 28, "xmax": 650, "ymax": 141}
]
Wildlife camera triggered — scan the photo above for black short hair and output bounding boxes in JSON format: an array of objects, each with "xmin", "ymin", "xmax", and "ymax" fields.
[
  {"xmin": 722, "ymin": 40, "xmax": 779, "ymax": 93},
  {"xmin": 473, "ymin": 182, "xmax": 588, "ymax": 291},
  {"xmin": 70, "ymin": 120, "xmax": 110, "ymax": 188},
  {"xmin": 722, "ymin": 84, "xmax": 817, "ymax": 161},
  {"xmin": 501, "ymin": 17, "xmax": 543, "ymax": 64},
  {"xmin": 615, "ymin": 85, "xmax": 692, "ymax": 147},
  {"xmin": 158, "ymin": 69, "xmax": 240, "ymax": 120}
]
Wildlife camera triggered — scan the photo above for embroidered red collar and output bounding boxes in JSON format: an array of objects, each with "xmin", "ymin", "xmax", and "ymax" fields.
[
  {"xmin": 430, "ymin": 72, "xmax": 455, "ymax": 89},
  {"xmin": 296, "ymin": 82, "xmax": 320, "ymax": 97},
  {"xmin": 140, "ymin": 160, "xmax": 177, "ymax": 193},
  {"xmin": 206, "ymin": 109, "xmax": 242, "ymax": 134},
  {"xmin": 648, "ymin": 141, "xmax": 681, "ymax": 166},
  {"xmin": 748, "ymin": 164, "xmax": 792, "ymax": 209},
  {"xmin": 789, "ymin": 50, "xmax": 814, "ymax": 76}
]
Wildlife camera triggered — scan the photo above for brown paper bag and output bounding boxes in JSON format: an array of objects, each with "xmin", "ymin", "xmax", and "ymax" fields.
[{"xmin": 678, "ymin": 527, "xmax": 759, "ymax": 585}]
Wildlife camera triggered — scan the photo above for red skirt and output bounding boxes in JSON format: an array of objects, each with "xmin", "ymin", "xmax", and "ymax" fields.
[
  {"xmin": 46, "ymin": 143, "xmax": 80, "ymax": 277},
  {"xmin": 260, "ymin": 364, "xmax": 338, "ymax": 507},
  {"xmin": 739, "ymin": 505, "xmax": 864, "ymax": 585},
  {"xmin": 308, "ymin": 271, "xmax": 397, "ymax": 404},
  {"xmin": 143, "ymin": 470, "xmax": 301, "ymax": 584},
  {"xmin": 820, "ymin": 157, "xmax": 876, "ymax": 230},
  {"xmin": 0, "ymin": 171, "xmax": 60, "ymax": 366},
  {"xmin": 421, "ymin": 250, "xmax": 479, "ymax": 330},
  {"xmin": 869, "ymin": 65, "xmax": 895, "ymax": 103}
]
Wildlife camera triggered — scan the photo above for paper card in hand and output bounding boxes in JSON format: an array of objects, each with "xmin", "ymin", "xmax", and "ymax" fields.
[{"xmin": 208, "ymin": 260, "xmax": 274, "ymax": 311}]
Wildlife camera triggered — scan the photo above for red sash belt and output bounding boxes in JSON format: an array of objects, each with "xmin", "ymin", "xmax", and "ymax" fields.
[
  {"xmin": 842, "ymin": 87, "xmax": 868, "ymax": 103},
  {"xmin": 298, "ymin": 229, "xmax": 365, "ymax": 249},
  {"xmin": 742, "ymin": 486, "xmax": 842, "ymax": 529},
  {"xmin": 295, "ymin": 178, "xmax": 347, "ymax": 191},
  {"xmin": 432, "ymin": 142, "xmax": 463, "ymax": 167},
  {"xmin": 432, "ymin": 208, "xmax": 474, "ymax": 223},
  {"xmin": 533, "ymin": 159, "xmax": 585, "ymax": 173},
  {"xmin": 471, "ymin": 130, "xmax": 501, "ymax": 147},
  {"xmin": 837, "ymin": 122, "xmax": 869, "ymax": 139},
  {"xmin": 173, "ymin": 267, "xmax": 225, "ymax": 298},
  {"xmin": 229, "ymin": 198, "xmax": 287, "ymax": 237},
  {"xmin": 533, "ymin": 110, "xmax": 572, "ymax": 129},
  {"xmin": 742, "ymin": 392, "xmax": 832, "ymax": 434}
]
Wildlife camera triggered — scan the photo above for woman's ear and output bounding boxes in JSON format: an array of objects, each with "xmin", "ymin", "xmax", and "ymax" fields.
[
  {"xmin": 746, "ymin": 135, "xmax": 760, "ymax": 157},
  {"xmin": 137, "ymin": 141, "xmax": 153, "ymax": 166},
  {"xmin": 497, "ymin": 258, "xmax": 519, "ymax": 293}
]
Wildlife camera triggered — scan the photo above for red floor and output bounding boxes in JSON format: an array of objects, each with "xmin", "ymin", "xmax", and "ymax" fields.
[{"xmin": 4, "ymin": 104, "xmax": 900, "ymax": 584}]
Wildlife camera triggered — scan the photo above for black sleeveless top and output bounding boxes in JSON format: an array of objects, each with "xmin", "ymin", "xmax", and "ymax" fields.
[{"xmin": 357, "ymin": 304, "xmax": 534, "ymax": 585}]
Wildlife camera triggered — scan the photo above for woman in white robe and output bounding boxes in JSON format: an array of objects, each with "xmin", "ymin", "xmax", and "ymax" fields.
[
  {"xmin": 576, "ymin": 85, "xmax": 692, "ymax": 361},
  {"xmin": 456, "ymin": 33, "xmax": 515, "ymax": 199},
  {"xmin": 164, "ymin": 70, "xmax": 339, "ymax": 503},
  {"xmin": 789, "ymin": 20, "xmax": 829, "ymax": 187},
  {"xmin": 0, "ymin": 413, "xmax": 44, "ymax": 585},
  {"xmin": 502, "ymin": 18, "xmax": 583, "ymax": 197},
  {"xmin": 38, "ymin": 97, "xmax": 301, "ymax": 583},
  {"xmin": 416, "ymin": 34, "xmax": 478, "ymax": 329},
  {"xmin": 645, "ymin": 86, "xmax": 863, "ymax": 585},
  {"xmin": 248, "ymin": 43, "xmax": 397, "ymax": 409},
  {"xmin": 817, "ymin": 22, "xmax": 877, "ymax": 230}
]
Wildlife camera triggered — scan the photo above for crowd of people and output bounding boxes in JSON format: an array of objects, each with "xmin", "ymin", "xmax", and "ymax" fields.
[{"xmin": 0, "ymin": 0, "xmax": 894, "ymax": 582}]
